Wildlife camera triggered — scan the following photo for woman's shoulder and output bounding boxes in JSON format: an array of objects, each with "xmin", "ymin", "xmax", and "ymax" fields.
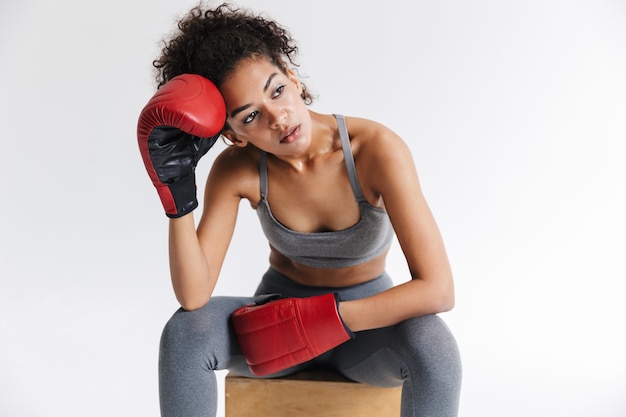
[
  {"xmin": 342, "ymin": 115, "xmax": 415, "ymax": 196},
  {"xmin": 343, "ymin": 115, "xmax": 387, "ymax": 132},
  {"xmin": 206, "ymin": 144, "xmax": 261, "ymax": 201},
  {"xmin": 343, "ymin": 115, "xmax": 406, "ymax": 156}
]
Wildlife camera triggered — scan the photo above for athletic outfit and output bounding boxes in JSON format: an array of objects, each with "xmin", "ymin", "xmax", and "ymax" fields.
[
  {"xmin": 256, "ymin": 114, "xmax": 394, "ymax": 268},
  {"xmin": 159, "ymin": 115, "xmax": 462, "ymax": 417}
]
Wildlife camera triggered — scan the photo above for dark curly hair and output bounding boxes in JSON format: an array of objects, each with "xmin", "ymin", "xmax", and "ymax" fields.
[{"xmin": 153, "ymin": 2, "xmax": 314, "ymax": 104}]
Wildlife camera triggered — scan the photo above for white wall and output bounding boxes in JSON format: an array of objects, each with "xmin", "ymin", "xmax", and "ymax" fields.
[{"xmin": 1, "ymin": 1, "xmax": 625, "ymax": 416}]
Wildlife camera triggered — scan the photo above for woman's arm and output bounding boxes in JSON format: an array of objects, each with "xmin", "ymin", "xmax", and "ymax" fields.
[
  {"xmin": 168, "ymin": 214, "xmax": 214, "ymax": 311},
  {"xmin": 339, "ymin": 120, "xmax": 455, "ymax": 331},
  {"xmin": 168, "ymin": 149, "xmax": 249, "ymax": 310}
]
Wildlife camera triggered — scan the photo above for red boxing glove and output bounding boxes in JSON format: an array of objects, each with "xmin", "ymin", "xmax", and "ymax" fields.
[
  {"xmin": 137, "ymin": 74, "xmax": 226, "ymax": 218},
  {"xmin": 231, "ymin": 293, "xmax": 354, "ymax": 376}
]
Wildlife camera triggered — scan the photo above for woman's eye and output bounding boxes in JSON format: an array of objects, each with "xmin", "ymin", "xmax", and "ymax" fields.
[
  {"xmin": 243, "ymin": 111, "xmax": 258, "ymax": 124},
  {"xmin": 272, "ymin": 85, "xmax": 285, "ymax": 98}
]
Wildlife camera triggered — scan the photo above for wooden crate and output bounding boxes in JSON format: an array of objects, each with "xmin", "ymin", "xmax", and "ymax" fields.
[{"xmin": 225, "ymin": 369, "xmax": 401, "ymax": 417}]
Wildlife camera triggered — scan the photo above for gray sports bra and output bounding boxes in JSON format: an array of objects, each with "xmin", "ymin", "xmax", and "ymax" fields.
[{"xmin": 255, "ymin": 114, "xmax": 394, "ymax": 269}]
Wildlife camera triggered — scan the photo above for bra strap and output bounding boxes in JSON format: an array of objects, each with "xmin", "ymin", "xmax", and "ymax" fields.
[
  {"xmin": 259, "ymin": 151, "xmax": 268, "ymax": 199},
  {"xmin": 335, "ymin": 114, "xmax": 366, "ymax": 201}
]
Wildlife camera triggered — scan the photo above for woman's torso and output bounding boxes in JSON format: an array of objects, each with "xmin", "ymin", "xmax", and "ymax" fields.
[{"xmin": 226, "ymin": 113, "xmax": 393, "ymax": 287}]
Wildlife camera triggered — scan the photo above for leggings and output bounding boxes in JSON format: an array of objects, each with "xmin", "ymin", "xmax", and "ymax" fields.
[{"xmin": 159, "ymin": 268, "xmax": 462, "ymax": 417}]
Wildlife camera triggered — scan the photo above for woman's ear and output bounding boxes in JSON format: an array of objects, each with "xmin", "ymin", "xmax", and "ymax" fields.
[{"xmin": 222, "ymin": 130, "xmax": 248, "ymax": 148}]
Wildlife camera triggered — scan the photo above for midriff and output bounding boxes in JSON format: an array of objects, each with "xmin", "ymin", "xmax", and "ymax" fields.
[{"xmin": 269, "ymin": 247, "xmax": 389, "ymax": 287}]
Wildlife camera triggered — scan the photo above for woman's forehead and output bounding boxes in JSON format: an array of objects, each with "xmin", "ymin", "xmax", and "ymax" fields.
[{"xmin": 221, "ymin": 59, "xmax": 284, "ymax": 96}]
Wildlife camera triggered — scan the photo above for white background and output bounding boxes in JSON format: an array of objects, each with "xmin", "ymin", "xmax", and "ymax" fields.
[{"xmin": 1, "ymin": 0, "xmax": 625, "ymax": 416}]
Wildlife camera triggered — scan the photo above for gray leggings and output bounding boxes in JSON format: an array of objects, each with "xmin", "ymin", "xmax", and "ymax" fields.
[{"xmin": 159, "ymin": 268, "xmax": 462, "ymax": 417}]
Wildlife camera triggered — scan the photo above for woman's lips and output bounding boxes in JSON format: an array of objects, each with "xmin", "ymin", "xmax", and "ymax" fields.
[{"xmin": 280, "ymin": 125, "xmax": 300, "ymax": 144}]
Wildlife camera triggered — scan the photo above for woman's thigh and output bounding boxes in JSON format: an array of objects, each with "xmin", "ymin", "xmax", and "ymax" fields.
[
  {"xmin": 160, "ymin": 296, "xmax": 255, "ymax": 375},
  {"xmin": 330, "ymin": 314, "xmax": 462, "ymax": 388}
]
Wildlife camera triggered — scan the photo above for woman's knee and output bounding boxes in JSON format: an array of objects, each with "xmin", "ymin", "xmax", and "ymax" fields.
[
  {"xmin": 398, "ymin": 315, "xmax": 462, "ymax": 383},
  {"xmin": 159, "ymin": 296, "xmax": 252, "ymax": 371}
]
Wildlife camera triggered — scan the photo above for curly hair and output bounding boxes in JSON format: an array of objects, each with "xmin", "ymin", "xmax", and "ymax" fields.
[{"xmin": 153, "ymin": 2, "xmax": 314, "ymax": 104}]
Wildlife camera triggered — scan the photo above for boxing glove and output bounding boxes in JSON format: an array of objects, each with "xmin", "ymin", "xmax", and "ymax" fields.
[
  {"xmin": 137, "ymin": 74, "xmax": 226, "ymax": 218},
  {"xmin": 231, "ymin": 293, "xmax": 354, "ymax": 376}
]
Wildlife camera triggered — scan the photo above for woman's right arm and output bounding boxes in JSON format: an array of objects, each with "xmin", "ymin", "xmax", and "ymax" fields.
[
  {"xmin": 136, "ymin": 74, "xmax": 232, "ymax": 309},
  {"xmin": 167, "ymin": 149, "xmax": 251, "ymax": 310},
  {"xmin": 168, "ymin": 213, "xmax": 213, "ymax": 310}
]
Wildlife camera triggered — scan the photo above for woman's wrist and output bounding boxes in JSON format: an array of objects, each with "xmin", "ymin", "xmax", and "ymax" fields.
[{"xmin": 338, "ymin": 300, "xmax": 363, "ymax": 332}]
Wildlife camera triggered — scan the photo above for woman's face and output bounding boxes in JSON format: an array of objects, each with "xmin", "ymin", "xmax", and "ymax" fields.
[{"xmin": 220, "ymin": 57, "xmax": 312, "ymax": 156}]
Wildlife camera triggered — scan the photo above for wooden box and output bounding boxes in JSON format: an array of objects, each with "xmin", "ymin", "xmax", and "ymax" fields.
[{"xmin": 225, "ymin": 369, "xmax": 401, "ymax": 417}]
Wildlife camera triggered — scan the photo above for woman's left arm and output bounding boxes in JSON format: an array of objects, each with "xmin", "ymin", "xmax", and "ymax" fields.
[{"xmin": 339, "ymin": 121, "xmax": 455, "ymax": 331}]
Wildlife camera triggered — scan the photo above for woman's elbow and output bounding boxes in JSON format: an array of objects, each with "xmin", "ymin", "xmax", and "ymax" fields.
[
  {"xmin": 178, "ymin": 295, "xmax": 211, "ymax": 311},
  {"xmin": 434, "ymin": 281, "xmax": 456, "ymax": 313},
  {"xmin": 439, "ymin": 291, "xmax": 455, "ymax": 312}
]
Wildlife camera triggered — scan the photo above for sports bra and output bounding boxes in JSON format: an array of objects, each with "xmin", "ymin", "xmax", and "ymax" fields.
[{"xmin": 255, "ymin": 114, "xmax": 394, "ymax": 269}]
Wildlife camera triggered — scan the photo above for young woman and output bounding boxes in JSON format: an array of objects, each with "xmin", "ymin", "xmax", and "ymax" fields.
[{"xmin": 138, "ymin": 3, "xmax": 462, "ymax": 416}]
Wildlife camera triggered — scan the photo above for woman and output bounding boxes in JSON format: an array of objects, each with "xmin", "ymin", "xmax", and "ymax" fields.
[{"xmin": 138, "ymin": 2, "xmax": 462, "ymax": 416}]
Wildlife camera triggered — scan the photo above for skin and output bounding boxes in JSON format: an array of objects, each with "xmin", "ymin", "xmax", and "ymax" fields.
[{"xmin": 168, "ymin": 57, "xmax": 455, "ymax": 331}]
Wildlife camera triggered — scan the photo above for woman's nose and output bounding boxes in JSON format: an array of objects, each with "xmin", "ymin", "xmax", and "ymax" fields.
[{"xmin": 265, "ymin": 103, "xmax": 286, "ymax": 128}]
